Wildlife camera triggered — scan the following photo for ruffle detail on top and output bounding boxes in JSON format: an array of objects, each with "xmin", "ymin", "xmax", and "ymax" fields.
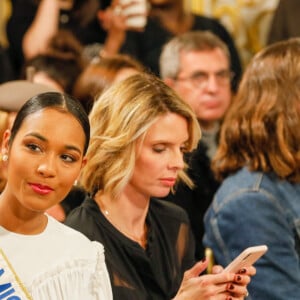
[{"xmin": 29, "ymin": 242, "xmax": 112, "ymax": 300}]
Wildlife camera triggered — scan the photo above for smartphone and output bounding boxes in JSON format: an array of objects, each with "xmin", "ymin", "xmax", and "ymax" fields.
[{"xmin": 223, "ymin": 245, "xmax": 268, "ymax": 273}]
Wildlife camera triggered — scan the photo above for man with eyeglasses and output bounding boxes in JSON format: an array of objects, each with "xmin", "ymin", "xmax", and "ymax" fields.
[{"xmin": 159, "ymin": 30, "xmax": 234, "ymax": 261}]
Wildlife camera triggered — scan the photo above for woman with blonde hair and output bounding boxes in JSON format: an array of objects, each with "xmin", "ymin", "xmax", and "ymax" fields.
[
  {"xmin": 66, "ymin": 73, "xmax": 255, "ymax": 299},
  {"xmin": 204, "ymin": 37, "xmax": 300, "ymax": 299}
]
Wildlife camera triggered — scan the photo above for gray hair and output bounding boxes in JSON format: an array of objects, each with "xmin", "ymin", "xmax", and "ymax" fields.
[{"xmin": 159, "ymin": 30, "xmax": 231, "ymax": 79}]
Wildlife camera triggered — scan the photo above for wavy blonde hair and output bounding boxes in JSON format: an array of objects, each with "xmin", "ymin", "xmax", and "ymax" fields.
[
  {"xmin": 81, "ymin": 73, "xmax": 201, "ymax": 197},
  {"xmin": 213, "ymin": 38, "xmax": 300, "ymax": 182}
]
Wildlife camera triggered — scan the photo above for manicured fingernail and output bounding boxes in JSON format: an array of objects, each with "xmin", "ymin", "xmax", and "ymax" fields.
[
  {"xmin": 235, "ymin": 275, "xmax": 242, "ymax": 281},
  {"xmin": 227, "ymin": 283, "xmax": 234, "ymax": 290},
  {"xmin": 237, "ymin": 268, "xmax": 247, "ymax": 274}
]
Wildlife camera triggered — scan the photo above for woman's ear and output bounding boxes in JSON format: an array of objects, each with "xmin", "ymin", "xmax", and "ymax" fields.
[
  {"xmin": 81, "ymin": 156, "xmax": 88, "ymax": 169},
  {"xmin": 1, "ymin": 129, "xmax": 11, "ymax": 155}
]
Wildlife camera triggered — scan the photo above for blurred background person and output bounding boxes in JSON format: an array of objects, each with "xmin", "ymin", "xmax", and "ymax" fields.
[
  {"xmin": 113, "ymin": 0, "xmax": 242, "ymax": 91},
  {"xmin": 73, "ymin": 53, "xmax": 145, "ymax": 114},
  {"xmin": 6, "ymin": 0, "xmax": 110, "ymax": 78},
  {"xmin": 21, "ymin": 29, "xmax": 85, "ymax": 94}
]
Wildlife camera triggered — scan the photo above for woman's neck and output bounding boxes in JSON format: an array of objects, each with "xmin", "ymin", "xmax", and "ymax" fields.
[{"xmin": 95, "ymin": 190, "xmax": 149, "ymax": 248}]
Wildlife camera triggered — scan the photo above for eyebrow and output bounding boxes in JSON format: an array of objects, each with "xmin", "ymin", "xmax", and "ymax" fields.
[
  {"xmin": 25, "ymin": 132, "xmax": 83, "ymax": 155},
  {"xmin": 151, "ymin": 139, "xmax": 190, "ymax": 145},
  {"xmin": 192, "ymin": 68, "xmax": 230, "ymax": 74}
]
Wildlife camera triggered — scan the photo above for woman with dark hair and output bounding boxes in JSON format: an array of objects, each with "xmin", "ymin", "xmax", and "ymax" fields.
[
  {"xmin": 204, "ymin": 38, "xmax": 300, "ymax": 299},
  {"xmin": 0, "ymin": 92, "xmax": 112, "ymax": 299}
]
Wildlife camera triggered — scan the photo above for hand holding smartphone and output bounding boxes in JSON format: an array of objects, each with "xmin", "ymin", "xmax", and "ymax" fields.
[{"xmin": 223, "ymin": 245, "xmax": 268, "ymax": 273}]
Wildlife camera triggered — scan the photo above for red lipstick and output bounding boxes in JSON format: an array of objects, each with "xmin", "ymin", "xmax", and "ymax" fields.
[{"xmin": 29, "ymin": 183, "xmax": 53, "ymax": 195}]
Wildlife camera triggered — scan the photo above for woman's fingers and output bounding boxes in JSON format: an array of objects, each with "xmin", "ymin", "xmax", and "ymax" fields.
[
  {"xmin": 233, "ymin": 273, "xmax": 250, "ymax": 285},
  {"xmin": 183, "ymin": 258, "xmax": 208, "ymax": 280},
  {"xmin": 225, "ymin": 282, "xmax": 249, "ymax": 297},
  {"xmin": 239, "ymin": 266, "xmax": 256, "ymax": 276},
  {"xmin": 174, "ymin": 262, "xmax": 253, "ymax": 300},
  {"xmin": 212, "ymin": 264, "xmax": 223, "ymax": 274}
]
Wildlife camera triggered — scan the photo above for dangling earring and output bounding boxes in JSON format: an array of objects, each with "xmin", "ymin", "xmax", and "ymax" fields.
[
  {"xmin": 73, "ymin": 179, "xmax": 78, "ymax": 186},
  {"xmin": 2, "ymin": 154, "xmax": 8, "ymax": 162}
]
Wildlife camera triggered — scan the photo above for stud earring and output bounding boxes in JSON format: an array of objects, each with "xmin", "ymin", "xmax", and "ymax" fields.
[{"xmin": 2, "ymin": 154, "xmax": 8, "ymax": 162}]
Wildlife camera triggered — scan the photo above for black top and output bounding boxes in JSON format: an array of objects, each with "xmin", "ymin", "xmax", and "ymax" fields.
[
  {"xmin": 6, "ymin": 0, "xmax": 108, "ymax": 78},
  {"xmin": 61, "ymin": 185, "xmax": 87, "ymax": 216},
  {"xmin": 121, "ymin": 14, "xmax": 242, "ymax": 91},
  {"xmin": 65, "ymin": 196, "xmax": 196, "ymax": 300}
]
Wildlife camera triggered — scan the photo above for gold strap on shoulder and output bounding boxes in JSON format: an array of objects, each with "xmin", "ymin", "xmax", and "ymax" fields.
[{"xmin": 0, "ymin": 248, "xmax": 33, "ymax": 300}]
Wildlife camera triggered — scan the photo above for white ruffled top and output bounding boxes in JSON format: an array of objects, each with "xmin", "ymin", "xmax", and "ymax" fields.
[{"xmin": 0, "ymin": 215, "xmax": 112, "ymax": 300}]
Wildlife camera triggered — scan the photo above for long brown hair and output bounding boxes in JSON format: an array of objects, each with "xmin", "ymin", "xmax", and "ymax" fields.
[{"xmin": 213, "ymin": 38, "xmax": 300, "ymax": 183}]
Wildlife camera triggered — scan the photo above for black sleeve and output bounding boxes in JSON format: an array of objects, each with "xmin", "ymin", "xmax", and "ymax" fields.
[{"xmin": 6, "ymin": 0, "xmax": 37, "ymax": 76}]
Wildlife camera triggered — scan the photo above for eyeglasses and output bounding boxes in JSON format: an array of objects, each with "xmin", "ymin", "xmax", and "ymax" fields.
[{"xmin": 175, "ymin": 70, "xmax": 234, "ymax": 88}]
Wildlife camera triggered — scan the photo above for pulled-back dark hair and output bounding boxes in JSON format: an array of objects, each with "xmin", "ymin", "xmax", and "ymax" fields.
[{"xmin": 10, "ymin": 92, "xmax": 90, "ymax": 154}]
